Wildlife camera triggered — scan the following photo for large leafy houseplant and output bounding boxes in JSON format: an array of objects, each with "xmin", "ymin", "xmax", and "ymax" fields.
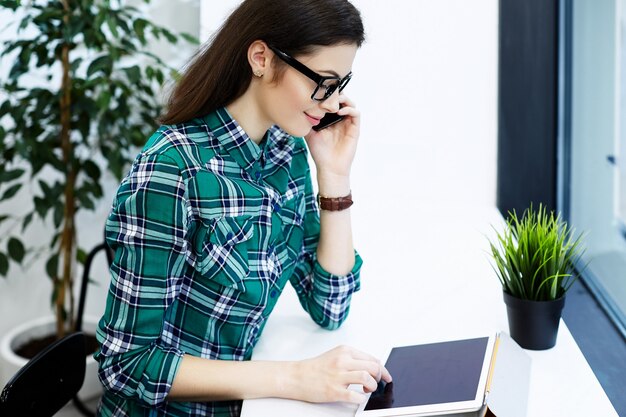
[
  {"xmin": 0, "ymin": 0, "xmax": 195, "ymax": 341},
  {"xmin": 488, "ymin": 204, "xmax": 586, "ymax": 349}
]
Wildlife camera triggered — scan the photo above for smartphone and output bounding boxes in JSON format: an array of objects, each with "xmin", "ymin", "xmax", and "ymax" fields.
[{"xmin": 312, "ymin": 112, "xmax": 344, "ymax": 131}]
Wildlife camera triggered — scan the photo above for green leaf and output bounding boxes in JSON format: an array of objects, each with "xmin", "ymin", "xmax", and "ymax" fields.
[
  {"xmin": 0, "ymin": 169, "xmax": 25, "ymax": 183},
  {"xmin": 87, "ymin": 55, "xmax": 112, "ymax": 78},
  {"xmin": 0, "ymin": 1, "xmax": 20, "ymax": 12},
  {"xmin": 1, "ymin": 183, "xmax": 22, "ymax": 199},
  {"xmin": 77, "ymin": 191, "xmax": 95, "ymax": 210},
  {"xmin": 7, "ymin": 237, "xmax": 25, "ymax": 263},
  {"xmin": 53, "ymin": 203, "xmax": 64, "ymax": 228},
  {"xmin": 32, "ymin": 8, "xmax": 64, "ymax": 28},
  {"xmin": 46, "ymin": 254, "xmax": 58, "ymax": 279},
  {"xmin": 39, "ymin": 179, "xmax": 52, "ymax": 199},
  {"xmin": 180, "ymin": 32, "xmax": 199, "ymax": 45},
  {"xmin": 70, "ymin": 57, "xmax": 83, "ymax": 74},
  {"xmin": 161, "ymin": 28, "xmax": 177, "ymax": 44},
  {"xmin": 154, "ymin": 69, "xmax": 164, "ymax": 85},
  {"xmin": 83, "ymin": 160, "xmax": 101, "ymax": 181},
  {"xmin": 76, "ymin": 248, "xmax": 87, "ymax": 264},
  {"xmin": 0, "ymin": 252, "xmax": 8, "ymax": 276},
  {"xmin": 51, "ymin": 231, "xmax": 62, "ymax": 248},
  {"xmin": 106, "ymin": 13, "xmax": 120, "ymax": 38},
  {"xmin": 8, "ymin": 60, "xmax": 27, "ymax": 80},
  {"xmin": 133, "ymin": 18, "xmax": 148, "ymax": 44},
  {"xmin": 34, "ymin": 43, "xmax": 52, "ymax": 67},
  {"xmin": 22, "ymin": 212, "xmax": 33, "ymax": 231},
  {"xmin": 75, "ymin": 111, "xmax": 91, "ymax": 140},
  {"xmin": 0, "ymin": 100, "xmax": 11, "ymax": 118},
  {"xmin": 34, "ymin": 196, "xmax": 49, "ymax": 219},
  {"xmin": 96, "ymin": 90, "xmax": 111, "ymax": 111},
  {"xmin": 170, "ymin": 68, "xmax": 182, "ymax": 82},
  {"xmin": 123, "ymin": 65, "xmax": 141, "ymax": 84},
  {"xmin": 67, "ymin": 14, "xmax": 86, "ymax": 38},
  {"xmin": 18, "ymin": 46, "xmax": 32, "ymax": 66}
]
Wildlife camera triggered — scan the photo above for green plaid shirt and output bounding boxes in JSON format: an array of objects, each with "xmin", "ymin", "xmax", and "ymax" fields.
[{"xmin": 94, "ymin": 107, "xmax": 362, "ymax": 417}]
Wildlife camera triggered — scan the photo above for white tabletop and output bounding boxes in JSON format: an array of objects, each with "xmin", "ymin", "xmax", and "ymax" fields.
[{"xmin": 241, "ymin": 205, "xmax": 618, "ymax": 417}]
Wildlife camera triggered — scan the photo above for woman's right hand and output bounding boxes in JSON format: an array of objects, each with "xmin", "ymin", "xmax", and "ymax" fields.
[
  {"xmin": 287, "ymin": 345, "xmax": 393, "ymax": 404},
  {"xmin": 168, "ymin": 345, "xmax": 392, "ymax": 404}
]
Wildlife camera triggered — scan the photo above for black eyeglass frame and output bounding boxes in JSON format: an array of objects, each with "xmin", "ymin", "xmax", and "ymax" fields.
[{"xmin": 268, "ymin": 45, "xmax": 352, "ymax": 102}]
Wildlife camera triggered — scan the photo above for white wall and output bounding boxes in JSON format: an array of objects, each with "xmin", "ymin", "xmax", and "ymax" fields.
[{"xmin": 0, "ymin": 0, "xmax": 498, "ymax": 380}]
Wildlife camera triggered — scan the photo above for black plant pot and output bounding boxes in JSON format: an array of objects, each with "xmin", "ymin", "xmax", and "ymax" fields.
[{"xmin": 502, "ymin": 291, "xmax": 566, "ymax": 350}]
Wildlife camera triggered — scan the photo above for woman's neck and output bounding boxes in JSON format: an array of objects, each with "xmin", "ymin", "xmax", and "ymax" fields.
[{"xmin": 225, "ymin": 94, "xmax": 270, "ymax": 144}]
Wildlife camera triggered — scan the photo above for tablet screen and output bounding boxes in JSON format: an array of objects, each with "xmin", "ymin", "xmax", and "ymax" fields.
[{"xmin": 364, "ymin": 337, "xmax": 490, "ymax": 411}]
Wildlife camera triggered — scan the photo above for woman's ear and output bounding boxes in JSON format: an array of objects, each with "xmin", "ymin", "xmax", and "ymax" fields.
[{"xmin": 248, "ymin": 40, "xmax": 271, "ymax": 78}]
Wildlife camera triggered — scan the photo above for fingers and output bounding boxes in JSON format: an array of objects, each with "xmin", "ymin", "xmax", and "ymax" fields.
[
  {"xmin": 337, "ymin": 105, "xmax": 360, "ymax": 120},
  {"xmin": 380, "ymin": 364, "xmax": 393, "ymax": 382},
  {"xmin": 343, "ymin": 389, "xmax": 367, "ymax": 404},
  {"xmin": 337, "ymin": 94, "xmax": 359, "ymax": 119},
  {"xmin": 334, "ymin": 345, "xmax": 393, "ymax": 383},
  {"xmin": 301, "ymin": 345, "xmax": 392, "ymax": 405},
  {"xmin": 343, "ymin": 370, "xmax": 378, "ymax": 393},
  {"xmin": 338, "ymin": 93, "xmax": 356, "ymax": 109},
  {"xmin": 350, "ymin": 359, "xmax": 382, "ymax": 380}
]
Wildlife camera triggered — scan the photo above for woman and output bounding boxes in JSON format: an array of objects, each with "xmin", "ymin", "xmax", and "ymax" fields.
[{"xmin": 95, "ymin": 0, "xmax": 392, "ymax": 415}]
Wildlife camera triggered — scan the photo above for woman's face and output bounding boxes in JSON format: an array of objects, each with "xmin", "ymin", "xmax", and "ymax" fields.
[{"xmin": 258, "ymin": 43, "xmax": 358, "ymax": 137}]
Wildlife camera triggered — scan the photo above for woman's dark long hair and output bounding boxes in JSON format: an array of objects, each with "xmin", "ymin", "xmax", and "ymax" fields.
[{"xmin": 159, "ymin": 0, "xmax": 365, "ymax": 124}]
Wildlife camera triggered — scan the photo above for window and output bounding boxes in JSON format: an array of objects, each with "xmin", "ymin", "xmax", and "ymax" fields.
[{"xmin": 562, "ymin": 0, "xmax": 626, "ymax": 335}]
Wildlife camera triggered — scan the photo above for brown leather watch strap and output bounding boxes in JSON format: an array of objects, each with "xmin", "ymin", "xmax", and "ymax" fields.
[{"xmin": 317, "ymin": 192, "xmax": 353, "ymax": 211}]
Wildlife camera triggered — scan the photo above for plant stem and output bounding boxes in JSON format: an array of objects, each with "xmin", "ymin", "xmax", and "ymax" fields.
[{"xmin": 57, "ymin": 0, "xmax": 76, "ymax": 339}]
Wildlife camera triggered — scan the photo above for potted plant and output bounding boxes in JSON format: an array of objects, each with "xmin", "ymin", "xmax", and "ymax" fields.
[
  {"xmin": 0, "ymin": 0, "xmax": 195, "ymax": 398},
  {"xmin": 488, "ymin": 204, "xmax": 586, "ymax": 350}
]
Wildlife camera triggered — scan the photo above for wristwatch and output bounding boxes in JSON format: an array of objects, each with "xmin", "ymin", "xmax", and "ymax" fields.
[{"xmin": 317, "ymin": 192, "xmax": 353, "ymax": 211}]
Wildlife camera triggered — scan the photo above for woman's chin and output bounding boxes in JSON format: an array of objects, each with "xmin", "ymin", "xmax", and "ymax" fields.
[{"xmin": 281, "ymin": 124, "xmax": 313, "ymax": 138}]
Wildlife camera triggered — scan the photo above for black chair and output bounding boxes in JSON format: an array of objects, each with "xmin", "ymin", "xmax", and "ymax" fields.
[
  {"xmin": 0, "ymin": 237, "xmax": 112, "ymax": 417},
  {"xmin": 0, "ymin": 332, "xmax": 86, "ymax": 417},
  {"xmin": 70, "ymin": 239, "xmax": 112, "ymax": 417}
]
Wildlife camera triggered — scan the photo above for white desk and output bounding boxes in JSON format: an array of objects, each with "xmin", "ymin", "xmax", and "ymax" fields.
[{"xmin": 241, "ymin": 205, "xmax": 618, "ymax": 417}]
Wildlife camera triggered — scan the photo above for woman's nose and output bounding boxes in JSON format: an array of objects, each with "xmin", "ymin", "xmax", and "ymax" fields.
[{"xmin": 319, "ymin": 90, "xmax": 341, "ymax": 113}]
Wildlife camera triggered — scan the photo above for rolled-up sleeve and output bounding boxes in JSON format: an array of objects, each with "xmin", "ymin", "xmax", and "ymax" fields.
[
  {"xmin": 289, "ymin": 162, "xmax": 362, "ymax": 330},
  {"xmin": 94, "ymin": 153, "xmax": 188, "ymax": 407}
]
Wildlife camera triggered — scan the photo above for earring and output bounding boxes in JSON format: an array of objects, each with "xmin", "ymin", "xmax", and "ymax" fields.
[{"xmin": 254, "ymin": 70, "xmax": 263, "ymax": 77}]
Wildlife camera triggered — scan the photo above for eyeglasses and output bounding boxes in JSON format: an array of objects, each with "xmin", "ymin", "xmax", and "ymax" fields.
[{"xmin": 268, "ymin": 45, "xmax": 352, "ymax": 102}]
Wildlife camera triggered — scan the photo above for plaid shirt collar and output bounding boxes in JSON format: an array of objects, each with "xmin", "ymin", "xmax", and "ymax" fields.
[
  {"xmin": 204, "ymin": 107, "xmax": 262, "ymax": 170},
  {"xmin": 202, "ymin": 107, "xmax": 293, "ymax": 175}
]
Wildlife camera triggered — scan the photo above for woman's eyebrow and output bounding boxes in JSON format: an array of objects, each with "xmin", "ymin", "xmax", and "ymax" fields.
[{"xmin": 318, "ymin": 69, "xmax": 341, "ymax": 77}]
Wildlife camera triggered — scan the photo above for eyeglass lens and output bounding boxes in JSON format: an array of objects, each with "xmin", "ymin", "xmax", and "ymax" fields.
[{"xmin": 312, "ymin": 75, "xmax": 351, "ymax": 101}]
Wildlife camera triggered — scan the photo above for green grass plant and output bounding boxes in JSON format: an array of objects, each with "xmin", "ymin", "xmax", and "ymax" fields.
[{"xmin": 488, "ymin": 204, "xmax": 585, "ymax": 301}]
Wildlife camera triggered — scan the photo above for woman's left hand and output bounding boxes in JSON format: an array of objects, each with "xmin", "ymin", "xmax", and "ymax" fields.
[{"xmin": 304, "ymin": 94, "xmax": 360, "ymax": 179}]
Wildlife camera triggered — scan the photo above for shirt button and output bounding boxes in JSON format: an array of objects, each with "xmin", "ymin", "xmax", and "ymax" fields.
[
  {"xmin": 255, "ymin": 171, "xmax": 262, "ymax": 180},
  {"xmin": 226, "ymin": 232, "xmax": 233, "ymax": 241},
  {"xmin": 273, "ymin": 203, "xmax": 281, "ymax": 213},
  {"xmin": 268, "ymin": 245, "xmax": 274, "ymax": 253},
  {"xmin": 270, "ymin": 289, "xmax": 278, "ymax": 298}
]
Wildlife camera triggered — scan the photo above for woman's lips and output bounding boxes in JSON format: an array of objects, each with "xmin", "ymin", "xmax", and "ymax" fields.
[{"xmin": 305, "ymin": 112, "xmax": 321, "ymax": 126}]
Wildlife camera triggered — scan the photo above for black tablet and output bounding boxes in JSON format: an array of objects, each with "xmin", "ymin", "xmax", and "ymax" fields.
[{"xmin": 355, "ymin": 335, "xmax": 496, "ymax": 417}]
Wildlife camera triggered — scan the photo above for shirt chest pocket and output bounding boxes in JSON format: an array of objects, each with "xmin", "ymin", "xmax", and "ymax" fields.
[
  {"xmin": 191, "ymin": 215, "xmax": 253, "ymax": 292},
  {"xmin": 278, "ymin": 192, "xmax": 305, "ymax": 229}
]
